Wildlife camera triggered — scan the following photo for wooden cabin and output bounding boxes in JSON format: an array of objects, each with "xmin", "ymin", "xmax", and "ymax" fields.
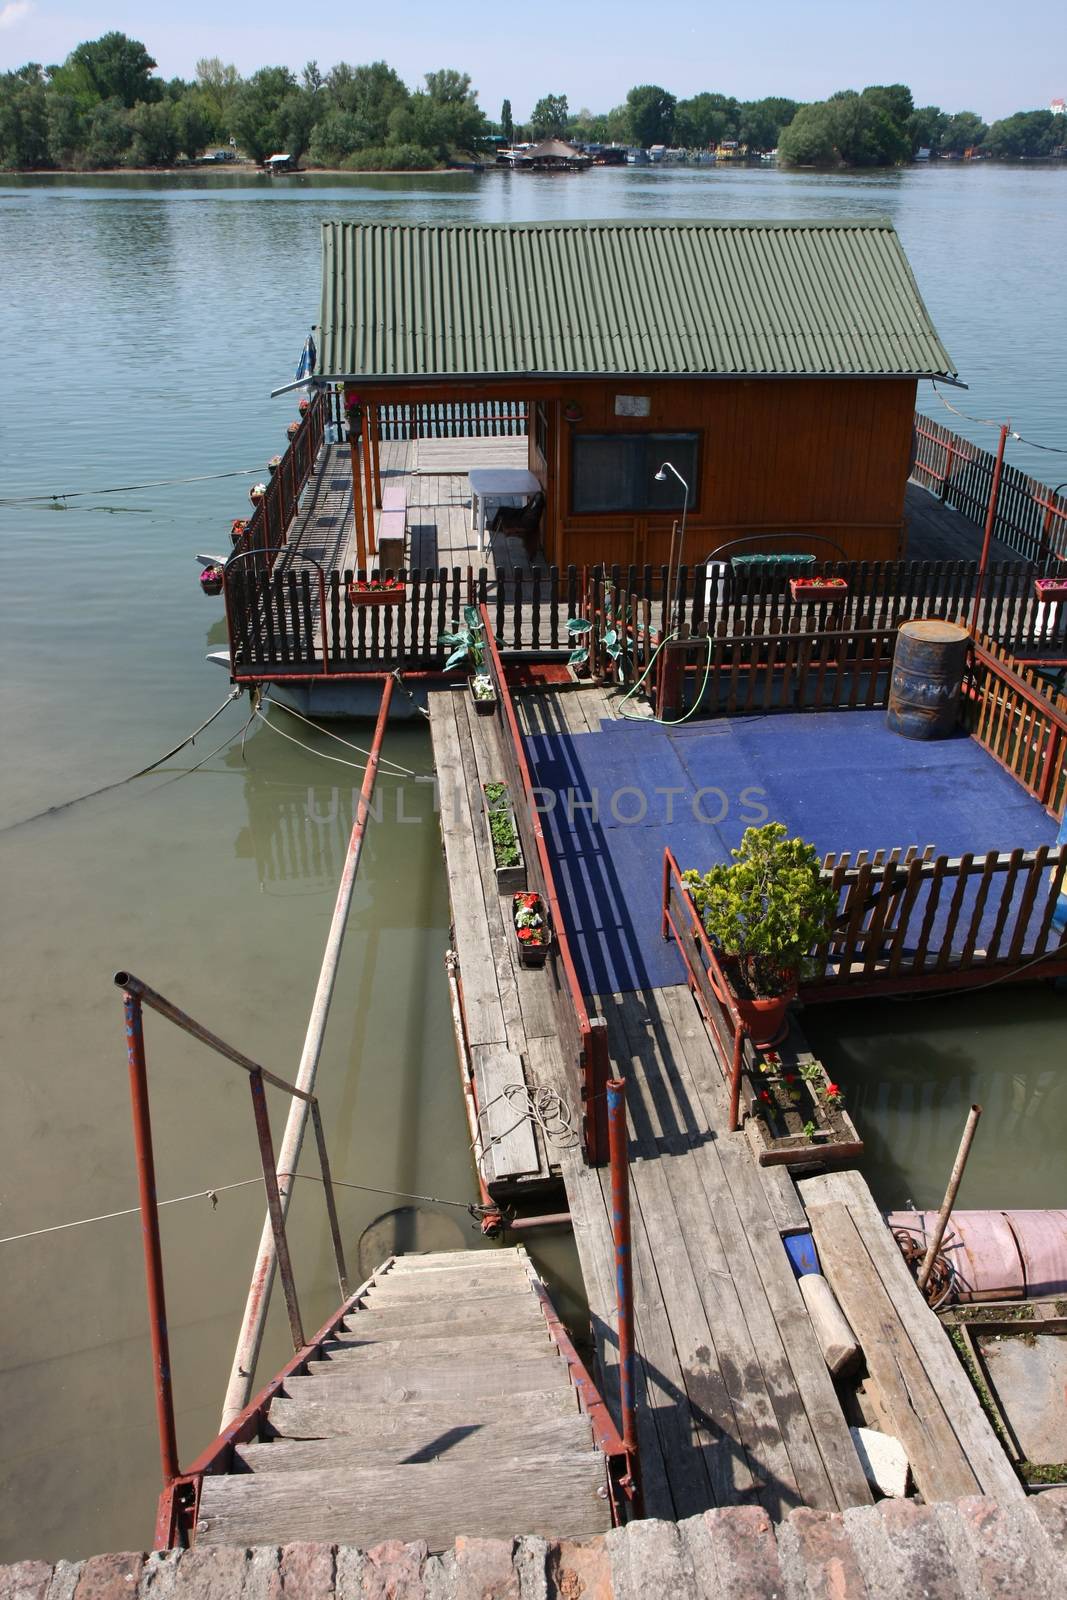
[{"xmin": 316, "ymin": 219, "xmax": 957, "ymax": 569}]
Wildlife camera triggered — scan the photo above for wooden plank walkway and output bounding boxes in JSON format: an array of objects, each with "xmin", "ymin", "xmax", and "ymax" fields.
[
  {"xmin": 428, "ymin": 685, "xmax": 578, "ymax": 1194},
  {"xmin": 904, "ymin": 480, "xmax": 1021, "ymax": 563}
]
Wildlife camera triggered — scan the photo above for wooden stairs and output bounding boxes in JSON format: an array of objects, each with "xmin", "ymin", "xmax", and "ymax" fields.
[{"xmin": 195, "ymin": 1247, "xmax": 613, "ymax": 1551}]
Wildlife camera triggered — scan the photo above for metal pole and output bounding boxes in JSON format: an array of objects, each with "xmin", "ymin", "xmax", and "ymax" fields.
[
  {"xmin": 728, "ymin": 1023, "xmax": 744, "ymax": 1133},
  {"xmin": 969, "ymin": 424, "xmax": 1009, "ymax": 634},
  {"xmin": 247, "ymin": 1070, "xmax": 304, "ymax": 1350},
  {"xmin": 607, "ymin": 1078, "xmax": 637, "ymax": 1463},
  {"xmin": 220, "ymin": 674, "xmax": 395, "ymax": 1425},
  {"xmin": 123, "ymin": 990, "xmax": 181, "ymax": 1489},
  {"xmin": 917, "ymin": 1103, "xmax": 983, "ymax": 1294}
]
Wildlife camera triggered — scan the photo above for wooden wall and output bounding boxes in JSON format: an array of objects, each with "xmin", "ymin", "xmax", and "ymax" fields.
[{"xmin": 540, "ymin": 377, "xmax": 917, "ymax": 569}]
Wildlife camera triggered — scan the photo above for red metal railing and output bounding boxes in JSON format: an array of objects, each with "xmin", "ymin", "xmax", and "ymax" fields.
[
  {"xmin": 480, "ymin": 603, "xmax": 612, "ymax": 1163},
  {"xmin": 661, "ymin": 849, "xmax": 750, "ymax": 1132},
  {"xmin": 115, "ymin": 971, "xmax": 349, "ymax": 1541}
]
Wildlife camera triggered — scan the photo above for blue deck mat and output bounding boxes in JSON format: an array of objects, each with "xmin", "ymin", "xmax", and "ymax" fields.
[{"xmin": 523, "ymin": 709, "xmax": 1058, "ymax": 998}]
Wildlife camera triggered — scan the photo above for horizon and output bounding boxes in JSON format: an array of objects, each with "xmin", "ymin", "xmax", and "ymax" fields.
[{"xmin": 1, "ymin": 0, "xmax": 1064, "ymax": 124}]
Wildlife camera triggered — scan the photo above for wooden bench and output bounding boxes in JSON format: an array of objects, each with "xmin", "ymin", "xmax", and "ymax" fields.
[{"xmin": 377, "ymin": 484, "xmax": 407, "ymax": 572}]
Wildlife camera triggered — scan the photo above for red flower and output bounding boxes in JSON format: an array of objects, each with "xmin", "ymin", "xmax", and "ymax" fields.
[
  {"xmin": 785, "ymin": 1073, "xmax": 796, "ymax": 1084},
  {"xmin": 825, "ymin": 1083, "xmax": 840, "ymax": 1098},
  {"xmin": 759, "ymin": 1089, "xmax": 771, "ymax": 1103}
]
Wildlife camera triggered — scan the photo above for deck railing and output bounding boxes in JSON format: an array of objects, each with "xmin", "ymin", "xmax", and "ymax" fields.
[
  {"xmin": 911, "ymin": 412, "xmax": 1067, "ymax": 567},
  {"xmin": 225, "ymin": 557, "xmax": 1067, "ymax": 679},
  {"xmin": 802, "ymin": 844, "xmax": 1067, "ymax": 998},
  {"xmin": 481, "ymin": 604, "xmax": 613, "ymax": 1164},
  {"xmin": 963, "ymin": 637, "xmax": 1067, "ymax": 819},
  {"xmin": 229, "ymin": 390, "xmax": 326, "ymax": 571}
]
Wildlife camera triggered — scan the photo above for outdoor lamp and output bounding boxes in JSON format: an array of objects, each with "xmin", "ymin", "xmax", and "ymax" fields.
[{"xmin": 655, "ymin": 461, "xmax": 690, "ymax": 625}]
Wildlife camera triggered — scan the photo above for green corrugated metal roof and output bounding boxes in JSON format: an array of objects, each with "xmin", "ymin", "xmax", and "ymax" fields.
[{"xmin": 318, "ymin": 219, "xmax": 956, "ymax": 382}]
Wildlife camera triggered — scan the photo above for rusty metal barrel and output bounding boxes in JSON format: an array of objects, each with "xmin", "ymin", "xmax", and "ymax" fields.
[{"xmin": 886, "ymin": 618, "xmax": 970, "ymax": 740}]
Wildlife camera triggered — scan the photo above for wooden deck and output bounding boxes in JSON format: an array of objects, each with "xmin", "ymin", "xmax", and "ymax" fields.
[{"xmin": 431, "ymin": 671, "xmax": 1027, "ymax": 1523}]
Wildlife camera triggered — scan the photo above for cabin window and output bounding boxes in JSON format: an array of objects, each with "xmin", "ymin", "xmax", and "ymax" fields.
[
  {"xmin": 535, "ymin": 402, "xmax": 549, "ymax": 463},
  {"xmin": 570, "ymin": 432, "xmax": 699, "ymax": 514}
]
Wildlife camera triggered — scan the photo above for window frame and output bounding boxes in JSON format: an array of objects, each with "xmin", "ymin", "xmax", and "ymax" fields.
[{"xmin": 569, "ymin": 430, "xmax": 702, "ymax": 516}]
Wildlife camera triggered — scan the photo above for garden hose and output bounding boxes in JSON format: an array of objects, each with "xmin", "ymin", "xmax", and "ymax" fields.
[{"xmin": 617, "ymin": 629, "xmax": 714, "ymax": 727}]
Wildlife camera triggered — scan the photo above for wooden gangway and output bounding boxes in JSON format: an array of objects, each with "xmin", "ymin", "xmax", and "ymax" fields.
[{"xmin": 196, "ymin": 1248, "xmax": 613, "ymax": 1549}]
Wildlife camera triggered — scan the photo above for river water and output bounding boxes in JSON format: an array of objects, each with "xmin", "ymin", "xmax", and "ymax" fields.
[{"xmin": 0, "ymin": 163, "xmax": 1065, "ymax": 1562}]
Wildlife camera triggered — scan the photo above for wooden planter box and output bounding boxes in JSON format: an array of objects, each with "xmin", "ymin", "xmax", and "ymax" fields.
[
  {"xmin": 483, "ymin": 783, "xmax": 526, "ymax": 894},
  {"xmin": 470, "ymin": 672, "xmax": 497, "ymax": 716},
  {"xmin": 348, "ymin": 584, "xmax": 405, "ymax": 607},
  {"xmin": 743, "ymin": 1050, "xmax": 863, "ymax": 1169},
  {"xmin": 789, "ymin": 578, "xmax": 849, "ymax": 602},
  {"xmin": 513, "ymin": 892, "xmax": 551, "ymax": 967},
  {"xmin": 1034, "ymin": 579, "xmax": 1067, "ymax": 602}
]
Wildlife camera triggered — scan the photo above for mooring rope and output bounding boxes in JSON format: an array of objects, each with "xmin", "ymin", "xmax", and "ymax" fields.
[
  {"xmin": 0, "ymin": 466, "xmax": 267, "ymax": 508},
  {"xmin": 472, "ymin": 1083, "xmax": 579, "ymax": 1174}
]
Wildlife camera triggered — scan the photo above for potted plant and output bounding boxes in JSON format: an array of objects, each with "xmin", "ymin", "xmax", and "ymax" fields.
[
  {"xmin": 286, "ymin": 421, "xmax": 300, "ymax": 440},
  {"xmin": 682, "ymin": 823, "xmax": 836, "ymax": 1047},
  {"xmin": 249, "ymin": 482, "xmax": 267, "ymax": 504},
  {"xmin": 348, "ymin": 575, "xmax": 406, "ymax": 606},
  {"xmin": 298, "ymin": 396, "xmax": 311, "ymax": 416},
  {"xmin": 267, "ymin": 455, "xmax": 282, "ymax": 475},
  {"xmin": 567, "ymin": 584, "xmax": 635, "ymax": 684},
  {"xmin": 199, "ymin": 564, "xmax": 224, "ymax": 597},
  {"xmin": 513, "ymin": 891, "xmax": 551, "ymax": 966},
  {"xmin": 789, "ymin": 575, "xmax": 849, "ymax": 602},
  {"xmin": 230, "ymin": 518, "xmax": 248, "ymax": 546},
  {"xmin": 484, "ymin": 782, "xmax": 526, "ymax": 892},
  {"xmin": 439, "ymin": 606, "xmax": 497, "ymax": 714},
  {"xmin": 1034, "ymin": 576, "xmax": 1067, "ymax": 602}
]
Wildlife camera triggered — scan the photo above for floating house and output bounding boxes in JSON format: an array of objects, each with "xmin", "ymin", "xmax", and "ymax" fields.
[{"xmin": 315, "ymin": 219, "xmax": 956, "ymax": 570}]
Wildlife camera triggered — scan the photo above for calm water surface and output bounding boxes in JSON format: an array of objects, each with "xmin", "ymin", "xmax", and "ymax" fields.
[{"xmin": 1, "ymin": 165, "xmax": 1065, "ymax": 1562}]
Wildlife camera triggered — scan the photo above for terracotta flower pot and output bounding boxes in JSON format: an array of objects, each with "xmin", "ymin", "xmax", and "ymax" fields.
[{"xmin": 727, "ymin": 970, "xmax": 797, "ymax": 1047}]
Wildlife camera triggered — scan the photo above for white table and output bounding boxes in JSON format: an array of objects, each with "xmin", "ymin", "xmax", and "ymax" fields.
[{"xmin": 468, "ymin": 467, "xmax": 542, "ymax": 556}]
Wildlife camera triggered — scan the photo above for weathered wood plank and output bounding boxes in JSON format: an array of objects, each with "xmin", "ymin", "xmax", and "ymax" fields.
[
  {"xmin": 197, "ymin": 1455, "xmax": 610, "ymax": 1549},
  {"xmin": 241, "ymin": 1413, "xmax": 595, "ymax": 1468},
  {"xmin": 471, "ymin": 1044, "xmax": 542, "ymax": 1181},
  {"xmin": 268, "ymin": 1387, "xmax": 580, "ymax": 1441}
]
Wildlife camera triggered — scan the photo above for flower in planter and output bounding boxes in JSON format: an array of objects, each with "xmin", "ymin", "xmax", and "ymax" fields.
[
  {"xmin": 803, "ymin": 1120, "xmax": 817, "ymax": 1140},
  {"xmin": 231, "ymin": 518, "xmax": 247, "ymax": 536},
  {"xmin": 286, "ymin": 421, "xmax": 300, "ymax": 438},
  {"xmin": 249, "ymin": 482, "xmax": 267, "ymax": 502},
  {"xmin": 268, "ymin": 455, "xmax": 282, "ymax": 473},
  {"xmin": 471, "ymin": 672, "xmax": 496, "ymax": 702},
  {"xmin": 758, "ymin": 1089, "xmax": 771, "ymax": 1104},
  {"xmin": 514, "ymin": 892, "xmax": 549, "ymax": 944},
  {"xmin": 821, "ymin": 1082, "xmax": 844, "ymax": 1106},
  {"xmin": 791, "ymin": 577, "xmax": 847, "ymax": 590},
  {"xmin": 352, "ymin": 576, "xmax": 404, "ymax": 592},
  {"xmin": 298, "ymin": 396, "xmax": 311, "ymax": 414}
]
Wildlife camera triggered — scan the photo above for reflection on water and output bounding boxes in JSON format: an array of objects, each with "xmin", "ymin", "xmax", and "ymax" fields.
[{"xmin": 803, "ymin": 989, "xmax": 1067, "ymax": 1212}]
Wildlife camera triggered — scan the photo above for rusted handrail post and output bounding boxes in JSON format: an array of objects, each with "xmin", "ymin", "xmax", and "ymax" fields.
[
  {"xmin": 122, "ymin": 987, "xmax": 180, "ymax": 1490},
  {"xmin": 248, "ymin": 1069, "xmax": 304, "ymax": 1350},
  {"xmin": 970, "ymin": 422, "xmax": 1010, "ymax": 633},
  {"xmin": 607, "ymin": 1077, "xmax": 638, "ymax": 1494}
]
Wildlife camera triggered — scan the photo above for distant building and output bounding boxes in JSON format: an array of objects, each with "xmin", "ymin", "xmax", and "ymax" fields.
[{"xmin": 1051, "ymin": 97, "xmax": 1065, "ymax": 115}]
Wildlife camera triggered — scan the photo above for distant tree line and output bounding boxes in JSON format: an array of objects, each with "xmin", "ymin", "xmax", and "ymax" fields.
[{"xmin": 0, "ymin": 34, "xmax": 1063, "ymax": 171}]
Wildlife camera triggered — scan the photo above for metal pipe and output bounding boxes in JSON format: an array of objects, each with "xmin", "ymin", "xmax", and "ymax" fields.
[
  {"xmin": 220, "ymin": 673, "xmax": 395, "ymax": 1425},
  {"xmin": 247, "ymin": 1070, "xmax": 304, "ymax": 1350},
  {"xmin": 607, "ymin": 1078, "xmax": 637, "ymax": 1460},
  {"xmin": 970, "ymin": 423, "xmax": 1009, "ymax": 633},
  {"xmin": 506, "ymin": 1212, "xmax": 572, "ymax": 1231},
  {"xmin": 728, "ymin": 1023, "xmax": 744, "ymax": 1134},
  {"xmin": 917, "ymin": 1103, "xmax": 983, "ymax": 1294},
  {"xmin": 122, "ymin": 989, "xmax": 181, "ymax": 1489}
]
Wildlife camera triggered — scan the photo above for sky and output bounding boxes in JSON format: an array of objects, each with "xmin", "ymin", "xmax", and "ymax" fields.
[{"xmin": 1, "ymin": 0, "xmax": 1064, "ymax": 122}]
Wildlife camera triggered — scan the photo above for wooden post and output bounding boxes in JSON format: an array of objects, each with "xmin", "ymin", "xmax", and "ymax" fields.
[
  {"xmin": 348, "ymin": 427, "xmax": 367, "ymax": 571},
  {"xmin": 361, "ymin": 405, "xmax": 376, "ymax": 560},
  {"xmin": 916, "ymin": 1104, "xmax": 982, "ymax": 1293},
  {"xmin": 370, "ymin": 404, "xmax": 382, "ymax": 508}
]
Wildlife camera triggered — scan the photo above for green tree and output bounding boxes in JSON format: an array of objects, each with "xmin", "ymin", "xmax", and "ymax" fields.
[
  {"xmin": 906, "ymin": 105, "xmax": 947, "ymax": 155},
  {"xmin": 195, "ymin": 58, "xmax": 241, "ymax": 137},
  {"xmin": 500, "ymin": 98, "xmax": 513, "ymax": 141},
  {"xmin": 779, "ymin": 91, "xmax": 908, "ymax": 167},
  {"xmin": 321, "ymin": 61, "xmax": 408, "ymax": 147},
  {"xmin": 569, "ymin": 107, "xmax": 610, "ymax": 143},
  {"xmin": 674, "ymin": 92, "xmax": 729, "ymax": 148},
  {"xmin": 0, "ymin": 65, "xmax": 50, "ymax": 169},
  {"xmin": 941, "ymin": 110, "xmax": 987, "ymax": 154},
  {"xmin": 861, "ymin": 83, "xmax": 914, "ymax": 128},
  {"xmin": 231, "ymin": 66, "xmax": 299, "ymax": 162},
  {"xmin": 737, "ymin": 96, "xmax": 798, "ymax": 152},
  {"xmin": 61, "ymin": 32, "xmax": 160, "ymax": 108},
  {"xmin": 984, "ymin": 109, "xmax": 1059, "ymax": 158},
  {"xmin": 625, "ymin": 83, "xmax": 676, "ymax": 146},
  {"xmin": 530, "ymin": 93, "xmax": 568, "ymax": 139},
  {"xmin": 46, "ymin": 92, "xmax": 85, "ymax": 165},
  {"xmin": 128, "ymin": 99, "xmax": 179, "ymax": 165},
  {"xmin": 82, "ymin": 99, "xmax": 132, "ymax": 166},
  {"xmin": 390, "ymin": 69, "xmax": 487, "ymax": 157},
  {"xmin": 777, "ymin": 102, "xmax": 836, "ymax": 165},
  {"xmin": 172, "ymin": 91, "xmax": 214, "ymax": 159}
]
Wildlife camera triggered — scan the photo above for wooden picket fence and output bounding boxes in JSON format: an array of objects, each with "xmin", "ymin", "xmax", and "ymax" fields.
[
  {"xmin": 801, "ymin": 842, "xmax": 1067, "ymax": 997},
  {"xmin": 963, "ymin": 637, "xmax": 1067, "ymax": 820}
]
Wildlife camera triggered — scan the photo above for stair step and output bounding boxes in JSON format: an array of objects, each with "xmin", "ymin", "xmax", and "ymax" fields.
[
  {"xmin": 196, "ymin": 1455, "xmax": 612, "ymax": 1549},
  {"xmin": 365, "ymin": 1268, "xmax": 530, "ymax": 1299},
  {"xmin": 356, "ymin": 1286, "xmax": 534, "ymax": 1316},
  {"xmin": 282, "ymin": 1357, "xmax": 569, "ymax": 1406},
  {"xmin": 334, "ymin": 1306, "xmax": 542, "ymax": 1342},
  {"xmin": 312, "ymin": 1331, "xmax": 551, "ymax": 1367},
  {"xmin": 268, "ymin": 1387, "xmax": 579, "ymax": 1441},
  {"xmin": 244, "ymin": 1413, "xmax": 594, "ymax": 1467},
  {"xmin": 388, "ymin": 1250, "xmax": 526, "ymax": 1272}
]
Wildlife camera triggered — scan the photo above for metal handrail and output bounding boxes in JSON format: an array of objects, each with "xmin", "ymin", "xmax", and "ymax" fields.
[
  {"xmin": 114, "ymin": 970, "xmax": 349, "ymax": 1495},
  {"xmin": 661, "ymin": 848, "xmax": 750, "ymax": 1131}
]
